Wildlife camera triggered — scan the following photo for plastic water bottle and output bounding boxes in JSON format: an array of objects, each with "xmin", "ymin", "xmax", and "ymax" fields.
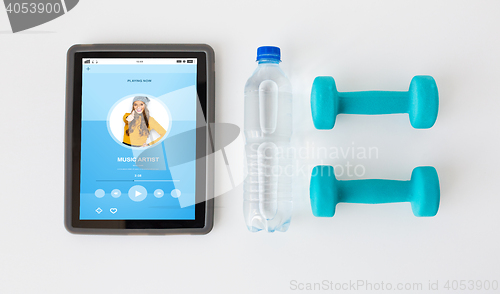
[{"xmin": 244, "ymin": 46, "xmax": 293, "ymax": 232}]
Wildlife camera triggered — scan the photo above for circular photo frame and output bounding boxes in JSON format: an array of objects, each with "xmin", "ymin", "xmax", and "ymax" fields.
[{"xmin": 107, "ymin": 94, "xmax": 172, "ymax": 149}]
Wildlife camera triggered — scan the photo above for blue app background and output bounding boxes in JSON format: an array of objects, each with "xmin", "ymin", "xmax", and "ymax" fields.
[{"xmin": 80, "ymin": 62, "xmax": 197, "ymax": 220}]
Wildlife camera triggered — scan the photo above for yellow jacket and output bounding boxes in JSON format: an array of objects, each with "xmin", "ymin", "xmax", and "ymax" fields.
[{"xmin": 123, "ymin": 113, "xmax": 166, "ymax": 146}]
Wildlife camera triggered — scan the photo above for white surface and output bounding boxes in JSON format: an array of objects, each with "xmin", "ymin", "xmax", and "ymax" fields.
[{"xmin": 1, "ymin": 1, "xmax": 499, "ymax": 293}]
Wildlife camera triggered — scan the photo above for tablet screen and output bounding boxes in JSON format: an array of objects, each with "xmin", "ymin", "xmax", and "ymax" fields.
[{"xmin": 79, "ymin": 58, "xmax": 197, "ymax": 220}]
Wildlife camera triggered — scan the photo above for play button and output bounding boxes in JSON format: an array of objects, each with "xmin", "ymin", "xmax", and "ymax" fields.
[{"xmin": 128, "ymin": 185, "xmax": 147, "ymax": 202}]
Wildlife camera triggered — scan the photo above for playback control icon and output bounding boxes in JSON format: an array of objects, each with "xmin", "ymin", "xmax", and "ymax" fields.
[{"xmin": 128, "ymin": 185, "xmax": 147, "ymax": 202}]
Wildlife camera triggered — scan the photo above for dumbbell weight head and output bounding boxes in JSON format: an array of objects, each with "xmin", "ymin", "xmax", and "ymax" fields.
[
  {"xmin": 409, "ymin": 166, "xmax": 440, "ymax": 217},
  {"xmin": 310, "ymin": 165, "xmax": 338, "ymax": 217},
  {"xmin": 408, "ymin": 76, "xmax": 439, "ymax": 129},
  {"xmin": 311, "ymin": 77, "xmax": 338, "ymax": 130}
]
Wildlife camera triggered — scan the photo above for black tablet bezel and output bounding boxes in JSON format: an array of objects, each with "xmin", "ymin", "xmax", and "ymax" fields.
[{"xmin": 65, "ymin": 44, "xmax": 214, "ymax": 234}]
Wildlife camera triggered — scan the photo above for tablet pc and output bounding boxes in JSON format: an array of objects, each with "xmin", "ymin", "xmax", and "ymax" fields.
[{"xmin": 65, "ymin": 44, "xmax": 214, "ymax": 234}]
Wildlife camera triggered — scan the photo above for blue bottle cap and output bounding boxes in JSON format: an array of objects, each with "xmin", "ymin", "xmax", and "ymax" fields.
[{"xmin": 256, "ymin": 46, "xmax": 281, "ymax": 62}]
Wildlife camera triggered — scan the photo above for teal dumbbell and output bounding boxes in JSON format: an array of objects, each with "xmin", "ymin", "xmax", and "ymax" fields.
[
  {"xmin": 310, "ymin": 166, "xmax": 440, "ymax": 217},
  {"xmin": 311, "ymin": 75, "xmax": 439, "ymax": 129}
]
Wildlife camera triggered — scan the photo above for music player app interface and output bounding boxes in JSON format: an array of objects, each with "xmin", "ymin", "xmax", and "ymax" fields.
[{"xmin": 80, "ymin": 58, "xmax": 197, "ymax": 220}]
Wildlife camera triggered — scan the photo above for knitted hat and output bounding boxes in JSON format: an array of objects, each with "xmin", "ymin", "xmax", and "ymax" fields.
[{"xmin": 133, "ymin": 96, "xmax": 150, "ymax": 104}]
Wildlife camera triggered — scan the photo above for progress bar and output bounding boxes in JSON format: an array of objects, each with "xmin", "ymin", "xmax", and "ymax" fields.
[
  {"xmin": 134, "ymin": 180, "xmax": 180, "ymax": 182},
  {"xmin": 96, "ymin": 180, "xmax": 179, "ymax": 182}
]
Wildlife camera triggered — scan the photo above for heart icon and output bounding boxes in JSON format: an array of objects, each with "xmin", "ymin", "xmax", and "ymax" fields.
[
  {"xmin": 110, "ymin": 208, "xmax": 118, "ymax": 214},
  {"xmin": 4, "ymin": 0, "xmax": 80, "ymax": 33}
]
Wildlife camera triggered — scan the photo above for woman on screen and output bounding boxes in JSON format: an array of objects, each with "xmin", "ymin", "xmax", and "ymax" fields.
[{"xmin": 123, "ymin": 96, "xmax": 166, "ymax": 147}]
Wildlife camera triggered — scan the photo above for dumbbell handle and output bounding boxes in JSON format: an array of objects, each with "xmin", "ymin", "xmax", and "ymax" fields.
[
  {"xmin": 337, "ymin": 179, "xmax": 410, "ymax": 203},
  {"xmin": 339, "ymin": 91, "xmax": 408, "ymax": 115}
]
